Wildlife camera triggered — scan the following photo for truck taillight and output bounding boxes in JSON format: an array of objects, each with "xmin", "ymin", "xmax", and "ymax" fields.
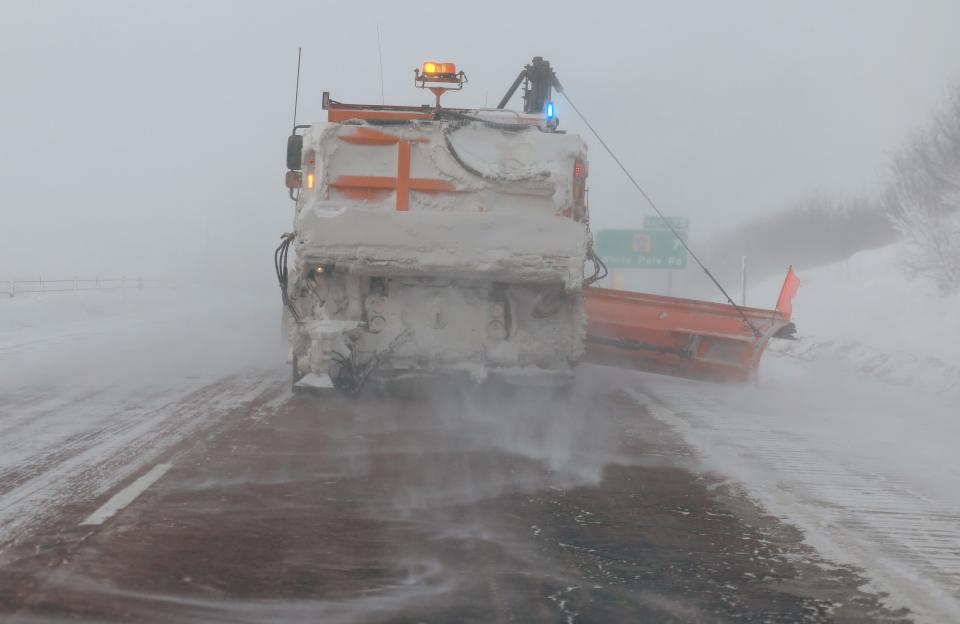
[
  {"xmin": 303, "ymin": 150, "xmax": 317, "ymax": 190},
  {"xmin": 572, "ymin": 158, "xmax": 587, "ymax": 220},
  {"xmin": 574, "ymin": 159, "xmax": 586, "ymax": 179}
]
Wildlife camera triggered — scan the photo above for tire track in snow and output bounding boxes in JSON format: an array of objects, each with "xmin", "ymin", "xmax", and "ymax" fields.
[{"xmin": 0, "ymin": 385, "xmax": 204, "ymax": 492}]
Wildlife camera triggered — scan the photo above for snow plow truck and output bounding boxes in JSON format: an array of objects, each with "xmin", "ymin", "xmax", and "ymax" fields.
[{"xmin": 277, "ymin": 57, "xmax": 798, "ymax": 393}]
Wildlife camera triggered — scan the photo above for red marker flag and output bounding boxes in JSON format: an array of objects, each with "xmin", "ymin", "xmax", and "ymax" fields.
[{"xmin": 775, "ymin": 266, "xmax": 800, "ymax": 319}]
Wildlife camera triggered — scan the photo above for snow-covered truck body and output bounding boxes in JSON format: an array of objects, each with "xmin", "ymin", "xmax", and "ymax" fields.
[
  {"xmin": 278, "ymin": 58, "xmax": 798, "ymax": 392},
  {"xmin": 284, "ymin": 108, "xmax": 592, "ymax": 389}
]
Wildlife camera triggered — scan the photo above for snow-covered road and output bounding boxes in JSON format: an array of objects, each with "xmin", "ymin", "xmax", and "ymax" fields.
[
  {"xmin": 629, "ymin": 355, "xmax": 960, "ymax": 623},
  {"xmin": 2, "ymin": 281, "xmax": 959, "ymax": 622},
  {"xmin": 0, "ymin": 288, "xmax": 286, "ymax": 549},
  {"xmin": 0, "ymin": 372, "xmax": 284, "ymax": 547}
]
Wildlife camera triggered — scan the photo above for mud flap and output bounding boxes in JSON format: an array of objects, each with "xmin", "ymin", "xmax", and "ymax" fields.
[{"xmin": 294, "ymin": 372, "xmax": 336, "ymax": 391}]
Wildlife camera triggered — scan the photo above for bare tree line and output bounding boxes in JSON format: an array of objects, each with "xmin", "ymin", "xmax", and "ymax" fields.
[
  {"xmin": 703, "ymin": 84, "xmax": 960, "ymax": 294},
  {"xmin": 888, "ymin": 85, "xmax": 960, "ymax": 293}
]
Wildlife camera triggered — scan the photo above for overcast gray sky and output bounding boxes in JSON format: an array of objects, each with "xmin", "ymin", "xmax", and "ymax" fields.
[{"xmin": 3, "ymin": 0, "xmax": 960, "ymax": 282}]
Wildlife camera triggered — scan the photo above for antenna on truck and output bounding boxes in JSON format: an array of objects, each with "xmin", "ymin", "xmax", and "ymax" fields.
[
  {"xmin": 285, "ymin": 48, "xmax": 309, "ymax": 202},
  {"xmin": 292, "ymin": 47, "xmax": 302, "ymax": 131},
  {"xmin": 376, "ymin": 25, "xmax": 385, "ymax": 104}
]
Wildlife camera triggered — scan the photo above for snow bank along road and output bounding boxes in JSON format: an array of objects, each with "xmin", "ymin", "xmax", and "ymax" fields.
[{"xmin": 1, "ymin": 290, "xmax": 957, "ymax": 622}]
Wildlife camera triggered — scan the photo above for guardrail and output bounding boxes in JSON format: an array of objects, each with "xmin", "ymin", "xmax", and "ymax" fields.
[{"xmin": 2, "ymin": 277, "xmax": 173, "ymax": 298}]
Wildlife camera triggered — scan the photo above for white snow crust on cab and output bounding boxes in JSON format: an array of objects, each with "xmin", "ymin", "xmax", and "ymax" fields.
[{"xmin": 295, "ymin": 120, "xmax": 589, "ymax": 290}]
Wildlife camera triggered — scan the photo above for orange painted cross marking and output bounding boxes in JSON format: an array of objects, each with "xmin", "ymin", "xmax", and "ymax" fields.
[{"xmin": 331, "ymin": 128, "xmax": 455, "ymax": 211}]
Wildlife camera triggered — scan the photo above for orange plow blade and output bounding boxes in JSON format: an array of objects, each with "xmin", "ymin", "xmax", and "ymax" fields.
[{"xmin": 583, "ymin": 270, "xmax": 798, "ymax": 382}]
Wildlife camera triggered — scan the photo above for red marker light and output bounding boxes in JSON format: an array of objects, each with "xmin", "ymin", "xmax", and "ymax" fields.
[{"xmin": 574, "ymin": 160, "xmax": 585, "ymax": 178}]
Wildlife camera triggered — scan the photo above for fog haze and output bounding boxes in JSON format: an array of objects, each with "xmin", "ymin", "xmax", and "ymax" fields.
[
  {"xmin": 5, "ymin": 5, "xmax": 960, "ymax": 620},
  {"xmin": 3, "ymin": 0, "xmax": 960, "ymax": 283}
]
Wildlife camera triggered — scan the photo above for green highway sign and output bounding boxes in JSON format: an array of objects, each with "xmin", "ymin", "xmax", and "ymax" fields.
[
  {"xmin": 643, "ymin": 216, "xmax": 689, "ymax": 231},
  {"xmin": 595, "ymin": 228, "xmax": 688, "ymax": 269}
]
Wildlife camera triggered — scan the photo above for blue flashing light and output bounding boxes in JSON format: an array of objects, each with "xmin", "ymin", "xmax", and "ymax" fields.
[{"xmin": 545, "ymin": 101, "xmax": 555, "ymax": 120}]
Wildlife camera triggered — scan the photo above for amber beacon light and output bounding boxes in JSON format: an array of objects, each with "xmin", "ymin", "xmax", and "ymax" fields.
[
  {"xmin": 421, "ymin": 62, "xmax": 457, "ymax": 76},
  {"xmin": 414, "ymin": 60, "xmax": 467, "ymax": 109}
]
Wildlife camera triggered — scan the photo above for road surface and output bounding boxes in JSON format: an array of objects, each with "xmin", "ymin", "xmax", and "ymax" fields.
[
  {"xmin": 2, "ymin": 291, "xmax": 958, "ymax": 622},
  {"xmin": 0, "ymin": 367, "xmax": 915, "ymax": 623}
]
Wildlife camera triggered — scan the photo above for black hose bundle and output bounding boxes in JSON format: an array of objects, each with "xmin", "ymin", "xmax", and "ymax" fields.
[
  {"xmin": 359, "ymin": 112, "xmax": 546, "ymax": 183},
  {"xmin": 584, "ymin": 245, "xmax": 609, "ymax": 286},
  {"xmin": 441, "ymin": 121, "xmax": 550, "ymax": 184},
  {"xmin": 437, "ymin": 109, "xmax": 532, "ymax": 132},
  {"xmin": 274, "ymin": 232, "xmax": 301, "ymax": 325}
]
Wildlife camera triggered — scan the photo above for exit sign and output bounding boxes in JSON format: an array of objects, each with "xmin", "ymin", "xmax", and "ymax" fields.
[{"xmin": 595, "ymin": 228, "xmax": 688, "ymax": 269}]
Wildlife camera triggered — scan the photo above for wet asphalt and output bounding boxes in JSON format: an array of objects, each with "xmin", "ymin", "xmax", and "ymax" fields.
[{"xmin": 0, "ymin": 373, "xmax": 911, "ymax": 623}]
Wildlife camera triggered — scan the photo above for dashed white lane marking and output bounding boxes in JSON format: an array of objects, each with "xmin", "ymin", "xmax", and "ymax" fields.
[{"xmin": 79, "ymin": 463, "xmax": 172, "ymax": 526}]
